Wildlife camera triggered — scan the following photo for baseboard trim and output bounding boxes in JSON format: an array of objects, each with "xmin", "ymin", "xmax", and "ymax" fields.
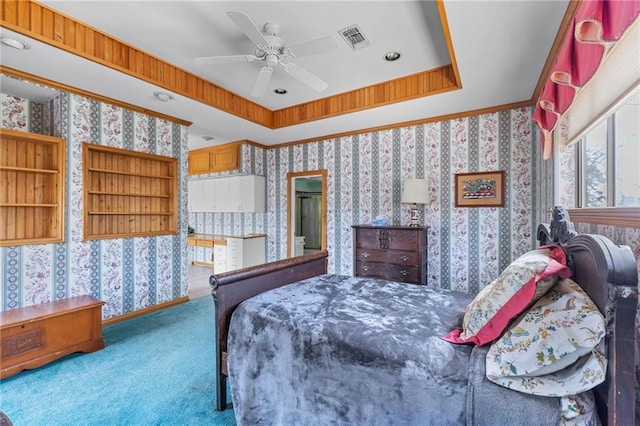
[
  {"xmin": 102, "ymin": 296, "xmax": 190, "ymax": 327},
  {"xmin": 192, "ymin": 261, "xmax": 213, "ymax": 267}
]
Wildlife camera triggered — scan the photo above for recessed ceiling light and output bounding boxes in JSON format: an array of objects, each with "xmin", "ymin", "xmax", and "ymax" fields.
[
  {"xmin": 384, "ymin": 51, "xmax": 401, "ymax": 62},
  {"xmin": 153, "ymin": 91, "xmax": 173, "ymax": 102},
  {"xmin": 1, "ymin": 37, "xmax": 29, "ymax": 50},
  {"xmin": 274, "ymin": 88, "xmax": 287, "ymax": 95},
  {"xmin": 202, "ymin": 136, "xmax": 215, "ymax": 141}
]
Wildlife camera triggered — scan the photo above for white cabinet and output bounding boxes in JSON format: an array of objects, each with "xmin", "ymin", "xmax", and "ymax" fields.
[
  {"xmin": 188, "ymin": 180, "xmax": 206, "ymax": 212},
  {"xmin": 226, "ymin": 236, "xmax": 266, "ymax": 270},
  {"xmin": 187, "ymin": 175, "xmax": 265, "ymax": 213},
  {"xmin": 213, "ymin": 243, "xmax": 228, "ymax": 274},
  {"xmin": 235, "ymin": 175, "xmax": 265, "ymax": 213}
]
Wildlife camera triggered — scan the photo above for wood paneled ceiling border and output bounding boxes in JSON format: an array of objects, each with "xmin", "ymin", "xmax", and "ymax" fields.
[{"xmin": 0, "ymin": 0, "xmax": 461, "ymax": 130}]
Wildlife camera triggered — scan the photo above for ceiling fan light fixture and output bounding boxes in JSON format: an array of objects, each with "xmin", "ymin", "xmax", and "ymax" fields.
[
  {"xmin": 274, "ymin": 88, "xmax": 287, "ymax": 95},
  {"xmin": 153, "ymin": 92, "xmax": 173, "ymax": 102},
  {"xmin": 384, "ymin": 51, "xmax": 401, "ymax": 62}
]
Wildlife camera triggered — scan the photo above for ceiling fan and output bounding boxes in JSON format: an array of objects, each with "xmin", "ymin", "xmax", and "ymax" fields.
[{"xmin": 195, "ymin": 11, "xmax": 339, "ymax": 97}]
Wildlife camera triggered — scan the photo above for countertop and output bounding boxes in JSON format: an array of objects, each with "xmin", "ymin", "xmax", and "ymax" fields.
[{"xmin": 188, "ymin": 233, "xmax": 266, "ymax": 242}]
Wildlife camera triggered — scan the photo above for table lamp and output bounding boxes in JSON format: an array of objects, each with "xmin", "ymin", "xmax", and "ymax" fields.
[{"xmin": 401, "ymin": 179, "xmax": 428, "ymax": 227}]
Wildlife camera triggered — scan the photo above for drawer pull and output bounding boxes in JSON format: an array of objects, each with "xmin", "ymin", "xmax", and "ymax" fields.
[
  {"xmin": 400, "ymin": 255, "xmax": 409, "ymax": 261},
  {"xmin": 362, "ymin": 265, "xmax": 371, "ymax": 271},
  {"xmin": 400, "ymin": 269, "xmax": 408, "ymax": 276},
  {"xmin": 361, "ymin": 252, "xmax": 370, "ymax": 258}
]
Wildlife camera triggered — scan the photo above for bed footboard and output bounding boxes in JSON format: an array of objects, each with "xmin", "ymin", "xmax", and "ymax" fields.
[{"xmin": 209, "ymin": 250, "xmax": 328, "ymax": 411}]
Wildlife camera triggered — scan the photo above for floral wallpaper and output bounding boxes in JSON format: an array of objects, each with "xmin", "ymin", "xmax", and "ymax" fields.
[
  {"xmin": 3, "ymin": 84, "xmax": 635, "ymax": 317},
  {"xmin": 1, "ymin": 90, "xmax": 189, "ymax": 318},
  {"xmin": 190, "ymin": 107, "xmax": 542, "ymax": 292}
]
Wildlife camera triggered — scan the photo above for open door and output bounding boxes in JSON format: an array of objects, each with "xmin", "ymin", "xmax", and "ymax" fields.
[{"xmin": 287, "ymin": 170, "xmax": 327, "ymax": 257}]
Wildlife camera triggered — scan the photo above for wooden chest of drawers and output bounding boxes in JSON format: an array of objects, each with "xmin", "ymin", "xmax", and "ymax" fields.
[{"xmin": 352, "ymin": 225, "xmax": 428, "ymax": 285}]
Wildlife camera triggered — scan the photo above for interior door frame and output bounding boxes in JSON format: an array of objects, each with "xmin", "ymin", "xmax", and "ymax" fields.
[{"xmin": 287, "ymin": 169, "xmax": 328, "ymax": 258}]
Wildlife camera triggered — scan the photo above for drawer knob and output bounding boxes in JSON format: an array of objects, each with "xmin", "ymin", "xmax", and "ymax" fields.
[
  {"xmin": 361, "ymin": 252, "xmax": 370, "ymax": 258},
  {"xmin": 362, "ymin": 265, "xmax": 371, "ymax": 271},
  {"xmin": 400, "ymin": 269, "xmax": 408, "ymax": 276},
  {"xmin": 400, "ymin": 255, "xmax": 409, "ymax": 261}
]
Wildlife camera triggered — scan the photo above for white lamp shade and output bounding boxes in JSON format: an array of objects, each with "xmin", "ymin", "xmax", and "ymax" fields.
[{"xmin": 401, "ymin": 179, "xmax": 428, "ymax": 204}]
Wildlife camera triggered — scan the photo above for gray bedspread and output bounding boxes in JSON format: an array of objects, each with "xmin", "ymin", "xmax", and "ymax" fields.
[{"xmin": 227, "ymin": 274, "xmax": 560, "ymax": 425}]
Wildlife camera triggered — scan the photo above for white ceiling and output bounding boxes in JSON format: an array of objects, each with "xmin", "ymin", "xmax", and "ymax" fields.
[{"xmin": 0, "ymin": 1, "xmax": 569, "ymax": 150}]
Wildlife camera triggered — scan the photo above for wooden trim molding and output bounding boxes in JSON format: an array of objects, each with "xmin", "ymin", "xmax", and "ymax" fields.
[
  {"xmin": 272, "ymin": 65, "xmax": 459, "ymax": 128},
  {"xmin": 1, "ymin": 66, "xmax": 192, "ymax": 126},
  {"xmin": 568, "ymin": 207, "xmax": 640, "ymax": 229},
  {"xmin": 0, "ymin": 0, "xmax": 272, "ymax": 128},
  {"xmin": 269, "ymin": 99, "xmax": 534, "ymax": 149},
  {"xmin": 1, "ymin": 0, "xmax": 462, "ymax": 130},
  {"xmin": 101, "ymin": 296, "xmax": 189, "ymax": 327},
  {"xmin": 531, "ymin": 1, "xmax": 581, "ymax": 104}
]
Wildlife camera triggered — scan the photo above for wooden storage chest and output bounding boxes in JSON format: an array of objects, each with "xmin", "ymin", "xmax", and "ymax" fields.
[{"xmin": 0, "ymin": 296, "xmax": 105, "ymax": 379}]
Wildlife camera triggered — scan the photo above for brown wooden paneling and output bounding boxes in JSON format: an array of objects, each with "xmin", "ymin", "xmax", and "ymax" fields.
[
  {"xmin": 272, "ymin": 66, "xmax": 458, "ymax": 128},
  {"xmin": 2, "ymin": 0, "xmax": 576, "ymax": 145},
  {"xmin": 1, "ymin": 0, "xmax": 272, "ymax": 128},
  {"xmin": 0, "ymin": 0, "xmax": 465, "ymax": 131}
]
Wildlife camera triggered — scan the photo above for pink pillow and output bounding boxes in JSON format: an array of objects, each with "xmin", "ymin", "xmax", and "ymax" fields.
[{"xmin": 442, "ymin": 246, "xmax": 571, "ymax": 346}]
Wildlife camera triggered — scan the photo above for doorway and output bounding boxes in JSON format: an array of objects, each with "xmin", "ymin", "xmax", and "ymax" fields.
[{"xmin": 287, "ymin": 170, "xmax": 327, "ymax": 258}]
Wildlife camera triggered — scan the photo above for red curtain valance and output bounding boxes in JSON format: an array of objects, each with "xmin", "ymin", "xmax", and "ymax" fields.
[{"xmin": 533, "ymin": 0, "xmax": 640, "ymax": 159}]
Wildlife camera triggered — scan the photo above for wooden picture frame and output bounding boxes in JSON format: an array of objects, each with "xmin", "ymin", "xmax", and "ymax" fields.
[{"xmin": 454, "ymin": 170, "xmax": 505, "ymax": 207}]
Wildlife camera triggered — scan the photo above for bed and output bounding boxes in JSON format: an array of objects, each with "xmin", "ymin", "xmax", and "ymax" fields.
[{"xmin": 209, "ymin": 207, "xmax": 638, "ymax": 425}]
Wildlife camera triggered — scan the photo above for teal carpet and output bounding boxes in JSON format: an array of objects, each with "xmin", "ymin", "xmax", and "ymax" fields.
[{"xmin": 0, "ymin": 296, "xmax": 237, "ymax": 426}]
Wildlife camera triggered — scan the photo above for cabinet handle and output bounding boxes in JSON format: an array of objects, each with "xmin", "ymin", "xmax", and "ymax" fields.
[
  {"xmin": 400, "ymin": 269, "xmax": 408, "ymax": 276},
  {"xmin": 361, "ymin": 252, "xmax": 370, "ymax": 258},
  {"xmin": 400, "ymin": 255, "xmax": 409, "ymax": 261},
  {"xmin": 362, "ymin": 265, "xmax": 371, "ymax": 271}
]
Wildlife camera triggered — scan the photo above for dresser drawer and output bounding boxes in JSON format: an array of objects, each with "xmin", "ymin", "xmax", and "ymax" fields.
[
  {"xmin": 354, "ymin": 248, "xmax": 418, "ymax": 265},
  {"xmin": 354, "ymin": 228, "xmax": 419, "ymax": 251},
  {"xmin": 354, "ymin": 261, "xmax": 420, "ymax": 284}
]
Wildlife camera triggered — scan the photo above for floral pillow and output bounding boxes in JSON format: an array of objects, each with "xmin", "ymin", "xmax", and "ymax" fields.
[
  {"xmin": 485, "ymin": 277, "xmax": 607, "ymax": 396},
  {"xmin": 559, "ymin": 393, "xmax": 601, "ymax": 426},
  {"xmin": 443, "ymin": 246, "xmax": 571, "ymax": 346}
]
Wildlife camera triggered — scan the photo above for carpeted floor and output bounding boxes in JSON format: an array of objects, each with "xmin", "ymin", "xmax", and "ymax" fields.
[{"xmin": 0, "ymin": 296, "xmax": 237, "ymax": 426}]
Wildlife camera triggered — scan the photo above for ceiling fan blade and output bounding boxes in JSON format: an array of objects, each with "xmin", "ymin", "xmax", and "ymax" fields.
[
  {"xmin": 251, "ymin": 66, "xmax": 273, "ymax": 97},
  {"xmin": 227, "ymin": 11, "xmax": 269, "ymax": 46},
  {"xmin": 282, "ymin": 63, "xmax": 328, "ymax": 92},
  {"xmin": 195, "ymin": 54, "xmax": 259, "ymax": 65},
  {"xmin": 288, "ymin": 36, "xmax": 339, "ymax": 58}
]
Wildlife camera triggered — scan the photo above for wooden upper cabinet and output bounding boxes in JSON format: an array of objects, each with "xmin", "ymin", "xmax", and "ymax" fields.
[
  {"xmin": 188, "ymin": 150, "xmax": 212, "ymax": 174},
  {"xmin": 0, "ymin": 129, "xmax": 66, "ymax": 246},
  {"xmin": 188, "ymin": 142, "xmax": 240, "ymax": 175},
  {"xmin": 211, "ymin": 145, "xmax": 240, "ymax": 172}
]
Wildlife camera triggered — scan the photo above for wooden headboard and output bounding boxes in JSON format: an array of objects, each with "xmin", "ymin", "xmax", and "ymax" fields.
[{"xmin": 538, "ymin": 207, "xmax": 638, "ymax": 425}]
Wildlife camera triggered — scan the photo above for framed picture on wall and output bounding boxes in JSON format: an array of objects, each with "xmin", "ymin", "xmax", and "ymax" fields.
[{"xmin": 454, "ymin": 170, "xmax": 505, "ymax": 207}]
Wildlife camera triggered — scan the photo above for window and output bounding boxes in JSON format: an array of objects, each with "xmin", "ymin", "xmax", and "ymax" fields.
[
  {"xmin": 578, "ymin": 91, "xmax": 639, "ymax": 208},
  {"xmin": 569, "ymin": 90, "xmax": 640, "ymax": 228}
]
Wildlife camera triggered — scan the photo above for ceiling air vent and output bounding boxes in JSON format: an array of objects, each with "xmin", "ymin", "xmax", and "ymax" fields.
[{"xmin": 339, "ymin": 25, "xmax": 371, "ymax": 51}]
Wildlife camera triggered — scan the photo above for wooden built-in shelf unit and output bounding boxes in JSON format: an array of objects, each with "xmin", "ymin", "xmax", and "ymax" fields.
[
  {"xmin": 0, "ymin": 128, "xmax": 65, "ymax": 246},
  {"xmin": 82, "ymin": 143, "xmax": 178, "ymax": 240}
]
